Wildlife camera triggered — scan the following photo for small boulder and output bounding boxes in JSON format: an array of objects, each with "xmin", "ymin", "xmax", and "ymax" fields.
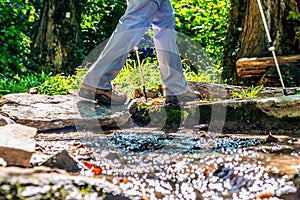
[
  {"xmin": 0, "ymin": 124, "xmax": 37, "ymax": 167},
  {"xmin": 42, "ymin": 150, "xmax": 80, "ymax": 173}
]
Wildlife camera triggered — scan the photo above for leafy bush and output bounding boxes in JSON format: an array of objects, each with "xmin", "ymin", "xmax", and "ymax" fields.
[
  {"xmin": 183, "ymin": 66, "xmax": 219, "ymax": 83},
  {"xmin": 0, "ymin": 68, "xmax": 87, "ymax": 98},
  {"xmin": 231, "ymin": 85, "xmax": 264, "ymax": 99},
  {"xmin": 0, "ymin": 0, "xmax": 231, "ymax": 98},
  {"xmin": 0, "ymin": 72, "xmax": 50, "ymax": 97},
  {"xmin": 39, "ymin": 68, "xmax": 87, "ymax": 95},
  {"xmin": 81, "ymin": 0, "xmax": 127, "ymax": 55},
  {"xmin": 287, "ymin": 11, "xmax": 300, "ymax": 40},
  {"xmin": 113, "ymin": 58, "xmax": 214, "ymax": 97},
  {"xmin": 171, "ymin": 0, "xmax": 230, "ymax": 64},
  {"xmin": 112, "ymin": 59, "xmax": 162, "ymax": 97},
  {"xmin": 38, "ymin": 74, "xmax": 74, "ymax": 95},
  {"xmin": 0, "ymin": 0, "xmax": 36, "ymax": 76}
]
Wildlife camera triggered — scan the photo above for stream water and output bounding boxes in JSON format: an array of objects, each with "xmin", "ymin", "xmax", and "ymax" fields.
[{"xmin": 35, "ymin": 128, "xmax": 300, "ymax": 200}]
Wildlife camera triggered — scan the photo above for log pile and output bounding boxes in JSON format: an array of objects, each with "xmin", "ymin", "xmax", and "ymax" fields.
[{"xmin": 236, "ymin": 55, "xmax": 300, "ymax": 78}]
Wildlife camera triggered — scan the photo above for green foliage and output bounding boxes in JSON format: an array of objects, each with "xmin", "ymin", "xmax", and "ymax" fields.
[
  {"xmin": 0, "ymin": 68, "xmax": 87, "ymax": 98},
  {"xmin": 39, "ymin": 68, "xmax": 86, "ymax": 95},
  {"xmin": 0, "ymin": 0, "xmax": 36, "ymax": 76},
  {"xmin": 113, "ymin": 58, "xmax": 215, "ymax": 97},
  {"xmin": 287, "ymin": 11, "xmax": 300, "ymax": 40},
  {"xmin": 39, "ymin": 74, "xmax": 74, "ymax": 95},
  {"xmin": 134, "ymin": 103, "xmax": 152, "ymax": 126},
  {"xmin": 81, "ymin": 0, "xmax": 127, "ymax": 54},
  {"xmin": 164, "ymin": 105, "xmax": 181, "ymax": 130},
  {"xmin": 182, "ymin": 59, "xmax": 221, "ymax": 83},
  {"xmin": 0, "ymin": 0, "xmax": 232, "ymax": 97},
  {"xmin": 113, "ymin": 58, "xmax": 163, "ymax": 97},
  {"xmin": 171, "ymin": 0, "xmax": 230, "ymax": 64},
  {"xmin": 72, "ymin": 67, "xmax": 88, "ymax": 89},
  {"xmin": 0, "ymin": 72, "xmax": 49, "ymax": 97},
  {"xmin": 231, "ymin": 85, "xmax": 263, "ymax": 99}
]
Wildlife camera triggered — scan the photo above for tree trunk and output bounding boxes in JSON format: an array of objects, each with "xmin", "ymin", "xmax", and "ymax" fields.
[
  {"xmin": 221, "ymin": 0, "xmax": 300, "ymax": 85},
  {"xmin": 32, "ymin": 0, "xmax": 84, "ymax": 74}
]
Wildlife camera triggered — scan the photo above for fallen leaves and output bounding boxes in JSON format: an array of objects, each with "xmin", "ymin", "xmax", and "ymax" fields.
[
  {"xmin": 82, "ymin": 161, "xmax": 102, "ymax": 175},
  {"xmin": 257, "ymin": 192, "xmax": 273, "ymax": 199},
  {"xmin": 119, "ymin": 178, "xmax": 131, "ymax": 184}
]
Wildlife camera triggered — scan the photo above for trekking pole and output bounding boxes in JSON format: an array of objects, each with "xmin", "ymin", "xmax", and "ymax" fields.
[
  {"xmin": 256, "ymin": 0, "xmax": 287, "ymax": 95},
  {"xmin": 134, "ymin": 46, "xmax": 147, "ymax": 99}
]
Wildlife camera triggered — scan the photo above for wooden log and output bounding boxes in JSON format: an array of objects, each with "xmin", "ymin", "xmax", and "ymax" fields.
[
  {"xmin": 0, "ymin": 124, "xmax": 37, "ymax": 167},
  {"xmin": 236, "ymin": 55, "xmax": 300, "ymax": 78}
]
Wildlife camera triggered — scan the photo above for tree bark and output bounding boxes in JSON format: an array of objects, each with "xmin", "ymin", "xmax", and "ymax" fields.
[
  {"xmin": 32, "ymin": 0, "xmax": 84, "ymax": 74},
  {"xmin": 222, "ymin": 0, "xmax": 300, "ymax": 85}
]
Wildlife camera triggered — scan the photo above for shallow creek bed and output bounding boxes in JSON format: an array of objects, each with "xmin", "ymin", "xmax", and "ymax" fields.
[
  {"xmin": 2, "ymin": 90, "xmax": 300, "ymax": 199},
  {"xmin": 2, "ymin": 128, "xmax": 300, "ymax": 200}
]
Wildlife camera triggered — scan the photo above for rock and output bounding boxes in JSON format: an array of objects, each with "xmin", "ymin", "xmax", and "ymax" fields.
[
  {"xmin": 0, "ymin": 166, "xmax": 123, "ymax": 199},
  {"xmin": 0, "ymin": 124, "xmax": 37, "ymax": 167},
  {"xmin": 200, "ymin": 94, "xmax": 300, "ymax": 134},
  {"xmin": 279, "ymin": 188, "xmax": 300, "ymax": 200},
  {"xmin": 42, "ymin": 150, "xmax": 80, "ymax": 173},
  {"xmin": 0, "ymin": 113, "xmax": 15, "ymax": 126},
  {"xmin": 0, "ymin": 157, "xmax": 7, "ymax": 167},
  {"xmin": 0, "ymin": 93, "xmax": 131, "ymax": 131},
  {"xmin": 131, "ymin": 94, "xmax": 300, "ymax": 134},
  {"xmin": 0, "ymin": 97, "xmax": 9, "ymax": 107},
  {"xmin": 2, "ymin": 85, "xmax": 300, "ymax": 134},
  {"xmin": 27, "ymin": 87, "xmax": 39, "ymax": 94},
  {"xmin": 188, "ymin": 82, "xmax": 300, "ymax": 99}
]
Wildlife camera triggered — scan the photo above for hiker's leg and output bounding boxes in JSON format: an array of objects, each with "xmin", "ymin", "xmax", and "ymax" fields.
[
  {"xmin": 152, "ymin": 0, "xmax": 189, "ymax": 96},
  {"xmin": 82, "ymin": 0, "xmax": 159, "ymax": 90}
]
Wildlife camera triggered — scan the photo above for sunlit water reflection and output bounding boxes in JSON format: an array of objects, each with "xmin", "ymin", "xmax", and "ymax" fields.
[{"xmin": 68, "ymin": 130, "xmax": 300, "ymax": 199}]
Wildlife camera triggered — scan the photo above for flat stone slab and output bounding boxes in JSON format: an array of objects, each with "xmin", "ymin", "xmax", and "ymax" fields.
[
  {"xmin": 133, "ymin": 94, "xmax": 300, "ymax": 134},
  {"xmin": 1, "ymin": 92, "xmax": 300, "ymax": 134},
  {"xmin": 203, "ymin": 94, "xmax": 300, "ymax": 134},
  {"xmin": 0, "ymin": 93, "xmax": 131, "ymax": 131},
  {"xmin": 189, "ymin": 82, "xmax": 300, "ymax": 99}
]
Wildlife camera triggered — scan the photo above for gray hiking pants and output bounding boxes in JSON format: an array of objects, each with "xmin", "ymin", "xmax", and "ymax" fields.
[{"xmin": 82, "ymin": 0, "xmax": 189, "ymax": 96}]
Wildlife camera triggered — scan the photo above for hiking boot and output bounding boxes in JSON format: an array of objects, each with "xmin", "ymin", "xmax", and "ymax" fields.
[
  {"xmin": 78, "ymin": 84, "xmax": 128, "ymax": 105},
  {"xmin": 165, "ymin": 90, "xmax": 200, "ymax": 105}
]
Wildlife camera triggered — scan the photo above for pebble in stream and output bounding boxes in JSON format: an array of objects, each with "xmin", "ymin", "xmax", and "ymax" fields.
[
  {"xmin": 191, "ymin": 136, "xmax": 263, "ymax": 154},
  {"xmin": 108, "ymin": 131, "xmax": 165, "ymax": 152}
]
